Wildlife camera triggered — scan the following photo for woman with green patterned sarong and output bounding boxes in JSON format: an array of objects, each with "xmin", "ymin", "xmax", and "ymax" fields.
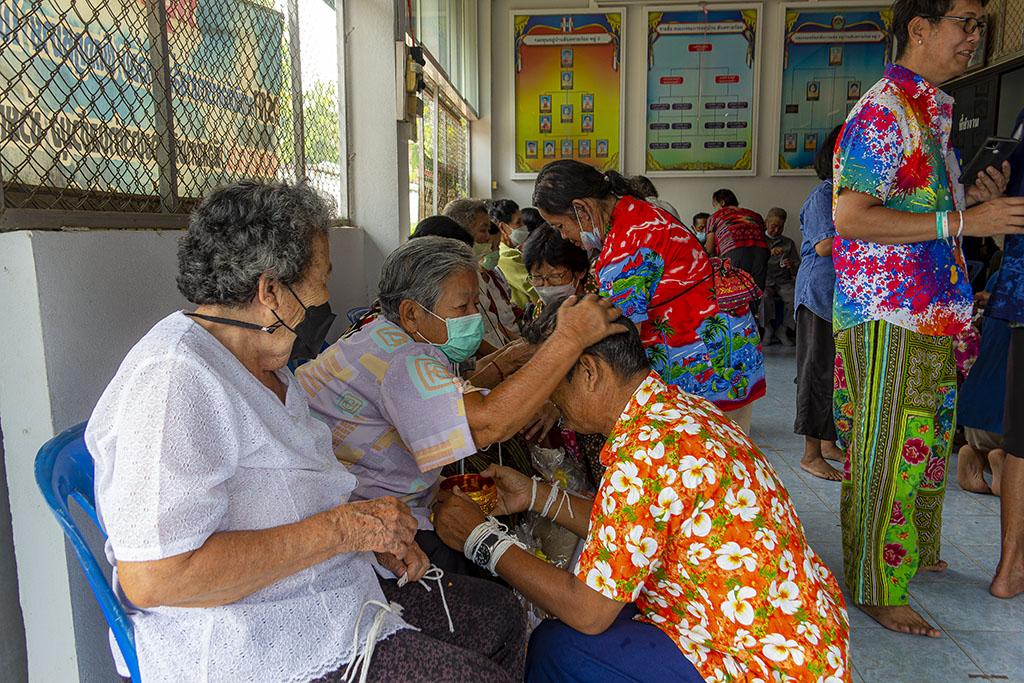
[{"xmin": 831, "ymin": 0, "xmax": 1021, "ymax": 636}]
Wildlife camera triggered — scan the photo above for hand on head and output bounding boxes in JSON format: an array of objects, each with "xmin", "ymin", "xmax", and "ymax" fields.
[{"xmin": 553, "ymin": 294, "xmax": 627, "ymax": 350}]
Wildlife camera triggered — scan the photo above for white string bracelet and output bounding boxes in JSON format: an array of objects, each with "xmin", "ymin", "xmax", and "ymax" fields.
[
  {"xmin": 528, "ymin": 476, "xmax": 541, "ymax": 512},
  {"xmin": 539, "ymin": 481, "xmax": 560, "ymax": 518},
  {"xmin": 551, "ymin": 487, "xmax": 577, "ymax": 520},
  {"xmin": 956, "ymin": 210, "xmax": 965, "ymax": 238},
  {"xmin": 463, "ymin": 517, "xmax": 525, "ymax": 576},
  {"xmin": 488, "ymin": 537, "xmax": 520, "ymax": 575},
  {"xmin": 341, "ymin": 599, "xmax": 405, "ymax": 683}
]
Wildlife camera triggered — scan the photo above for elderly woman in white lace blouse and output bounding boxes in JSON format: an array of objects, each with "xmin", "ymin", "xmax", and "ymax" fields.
[{"xmin": 86, "ymin": 182, "xmax": 536, "ymax": 683}]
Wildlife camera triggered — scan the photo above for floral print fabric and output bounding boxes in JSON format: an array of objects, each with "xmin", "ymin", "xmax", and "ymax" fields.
[
  {"xmin": 596, "ymin": 196, "xmax": 766, "ymax": 411},
  {"xmin": 833, "ymin": 320, "xmax": 955, "ymax": 605},
  {"xmin": 832, "ymin": 63, "xmax": 971, "ymax": 337},
  {"xmin": 575, "ymin": 373, "xmax": 850, "ymax": 682}
]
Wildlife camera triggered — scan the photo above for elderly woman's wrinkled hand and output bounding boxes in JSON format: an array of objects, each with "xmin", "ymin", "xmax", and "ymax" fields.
[
  {"xmin": 336, "ymin": 496, "xmax": 418, "ymax": 558},
  {"xmin": 480, "ymin": 465, "xmax": 533, "ymax": 516},
  {"xmin": 430, "ymin": 489, "xmax": 486, "ymax": 550},
  {"xmin": 375, "ymin": 543, "xmax": 430, "ymax": 583},
  {"xmin": 553, "ymin": 294, "xmax": 626, "ymax": 350}
]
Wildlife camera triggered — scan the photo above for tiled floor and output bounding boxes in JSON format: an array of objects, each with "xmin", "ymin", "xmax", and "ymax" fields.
[{"xmin": 751, "ymin": 347, "xmax": 1024, "ymax": 683}]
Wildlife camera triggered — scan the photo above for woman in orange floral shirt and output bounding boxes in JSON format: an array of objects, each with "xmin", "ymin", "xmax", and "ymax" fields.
[{"xmin": 432, "ymin": 299, "xmax": 850, "ymax": 683}]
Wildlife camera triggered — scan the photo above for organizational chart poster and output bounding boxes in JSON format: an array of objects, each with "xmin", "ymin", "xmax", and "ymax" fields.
[
  {"xmin": 777, "ymin": 6, "xmax": 892, "ymax": 173},
  {"xmin": 645, "ymin": 5, "xmax": 761, "ymax": 175}
]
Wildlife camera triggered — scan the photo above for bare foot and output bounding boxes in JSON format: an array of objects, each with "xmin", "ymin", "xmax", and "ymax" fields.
[
  {"xmin": 919, "ymin": 560, "xmax": 948, "ymax": 572},
  {"xmin": 988, "ymin": 449, "xmax": 1006, "ymax": 497},
  {"xmin": 990, "ymin": 561, "xmax": 1024, "ymax": 599},
  {"xmin": 957, "ymin": 444, "xmax": 992, "ymax": 494},
  {"xmin": 800, "ymin": 454, "xmax": 844, "ymax": 481},
  {"xmin": 856, "ymin": 604, "xmax": 942, "ymax": 637},
  {"xmin": 821, "ymin": 441, "xmax": 846, "ymax": 464}
]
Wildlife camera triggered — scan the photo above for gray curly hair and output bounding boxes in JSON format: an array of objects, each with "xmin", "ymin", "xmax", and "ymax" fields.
[
  {"xmin": 377, "ymin": 236, "xmax": 477, "ymax": 322},
  {"xmin": 176, "ymin": 181, "xmax": 333, "ymax": 305},
  {"xmin": 442, "ymin": 197, "xmax": 487, "ymax": 232}
]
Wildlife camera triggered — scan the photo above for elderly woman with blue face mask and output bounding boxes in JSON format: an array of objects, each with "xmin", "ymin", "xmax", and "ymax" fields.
[
  {"xmin": 298, "ymin": 236, "xmax": 625, "ymax": 572},
  {"xmin": 443, "ymin": 198, "xmax": 522, "ymax": 351}
]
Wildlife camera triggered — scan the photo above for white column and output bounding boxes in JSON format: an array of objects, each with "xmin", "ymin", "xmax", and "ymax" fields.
[
  {"xmin": 0, "ymin": 232, "xmax": 80, "ymax": 682},
  {"xmin": 344, "ymin": 0, "xmax": 410, "ymax": 299}
]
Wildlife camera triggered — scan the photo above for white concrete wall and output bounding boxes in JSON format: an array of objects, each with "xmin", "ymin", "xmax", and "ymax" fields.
[
  {"xmin": 0, "ymin": 227, "xmax": 366, "ymax": 682},
  {"xmin": 484, "ymin": 0, "xmax": 823, "ymax": 240},
  {"xmin": 346, "ymin": 0, "xmax": 411, "ymax": 299}
]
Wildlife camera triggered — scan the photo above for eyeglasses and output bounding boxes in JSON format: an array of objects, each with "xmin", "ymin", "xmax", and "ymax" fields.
[
  {"xmin": 929, "ymin": 15, "xmax": 986, "ymax": 34},
  {"xmin": 529, "ymin": 269, "xmax": 573, "ymax": 286}
]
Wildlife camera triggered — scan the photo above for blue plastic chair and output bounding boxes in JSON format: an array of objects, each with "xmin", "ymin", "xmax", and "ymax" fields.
[{"xmin": 34, "ymin": 422, "xmax": 141, "ymax": 682}]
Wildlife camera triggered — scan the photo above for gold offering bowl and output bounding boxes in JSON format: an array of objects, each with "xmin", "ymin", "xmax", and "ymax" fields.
[{"xmin": 440, "ymin": 474, "xmax": 498, "ymax": 515}]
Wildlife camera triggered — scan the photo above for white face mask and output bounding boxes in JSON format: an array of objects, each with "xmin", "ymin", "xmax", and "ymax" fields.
[
  {"xmin": 510, "ymin": 226, "xmax": 530, "ymax": 247},
  {"xmin": 573, "ymin": 204, "xmax": 604, "ymax": 251},
  {"xmin": 534, "ymin": 283, "xmax": 577, "ymax": 305}
]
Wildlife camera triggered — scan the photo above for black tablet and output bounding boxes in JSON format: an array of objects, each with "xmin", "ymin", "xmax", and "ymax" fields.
[{"xmin": 958, "ymin": 136, "xmax": 1019, "ymax": 185}]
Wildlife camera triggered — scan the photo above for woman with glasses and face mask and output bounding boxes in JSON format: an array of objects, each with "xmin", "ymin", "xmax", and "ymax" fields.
[
  {"xmin": 521, "ymin": 224, "xmax": 608, "ymax": 487},
  {"xmin": 831, "ymin": 0, "xmax": 1024, "ymax": 638},
  {"xmin": 522, "ymin": 223, "xmax": 597, "ymax": 317}
]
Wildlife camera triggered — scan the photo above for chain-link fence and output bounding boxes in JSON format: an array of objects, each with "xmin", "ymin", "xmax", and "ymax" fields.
[{"xmin": 0, "ymin": 0, "xmax": 344, "ymax": 223}]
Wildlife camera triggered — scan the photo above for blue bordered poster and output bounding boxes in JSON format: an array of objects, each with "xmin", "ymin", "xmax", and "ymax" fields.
[
  {"xmin": 645, "ymin": 5, "xmax": 761, "ymax": 176},
  {"xmin": 776, "ymin": 6, "xmax": 892, "ymax": 174}
]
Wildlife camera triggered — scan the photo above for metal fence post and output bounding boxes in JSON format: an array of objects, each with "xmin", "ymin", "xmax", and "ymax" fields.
[
  {"xmin": 335, "ymin": 0, "xmax": 350, "ymax": 220},
  {"xmin": 287, "ymin": 0, "xmax": 306, "ymax": 184},
  {"xmin": 148, "ymin": 0, "xmax": 179, "ymax": 213}
]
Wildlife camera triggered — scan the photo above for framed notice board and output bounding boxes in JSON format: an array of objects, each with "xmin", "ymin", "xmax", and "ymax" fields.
[
  {"xmin": 512, "ymin": 9, "xmax": 625, "ymax": 178},
  {"xmin": 775, "ymin": 5, "xmax": 892, "ymax": 174},
  {"xmin": 644, "ymin": 5, "xmax": 762, "ymax": 176}
]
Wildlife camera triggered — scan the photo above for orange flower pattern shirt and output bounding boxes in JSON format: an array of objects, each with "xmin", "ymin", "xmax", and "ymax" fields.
[{"xmin": 575, "ymin": 373, "xmax": 850, "ymax": 682}]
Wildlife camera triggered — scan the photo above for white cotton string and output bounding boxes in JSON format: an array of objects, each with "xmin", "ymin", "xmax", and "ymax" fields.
[
  {"xmin": 341, "ymin": 599, "xmax": 404, "ymax": 683},
  {"xmin": 498, "ymin": 441, "xmax": 503, "ymax": 467},
  {"xmin": 539, "ymin": 482, "xmax": 560, "ymax": 518},
  {"xmin": 488, "ymin": 537, "xmax": 523, "ymax": 575},
  {"xmin": 463, "ymin": 517, "xmax": 506, "ymax": 556},
  {"xmin": 551, "ymin": 487, "xmax": 576, "ymax": 521},
  {"xmin": 463, "ymin": 517, "xmax": 526, "ymax": 576},
  {"xmin": 395, "ymin": 564, "xmax": 454, "ymax": 633},
  {"xmin": 416, "ymin": 565, "xmax": 455, "ymax": 633}
]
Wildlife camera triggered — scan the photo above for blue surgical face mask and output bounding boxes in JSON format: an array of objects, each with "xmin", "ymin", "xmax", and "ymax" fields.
[
  {"xmin": 416, "ymin": 303, "xmax": 484, "ymax": 363},
  {"xmin": 573, "ymin": 204, "xmax": 604, "ymax": 251},
  {"xmin": 695, "ymin": 232, "xmax": 707, "ymax": 243}
]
